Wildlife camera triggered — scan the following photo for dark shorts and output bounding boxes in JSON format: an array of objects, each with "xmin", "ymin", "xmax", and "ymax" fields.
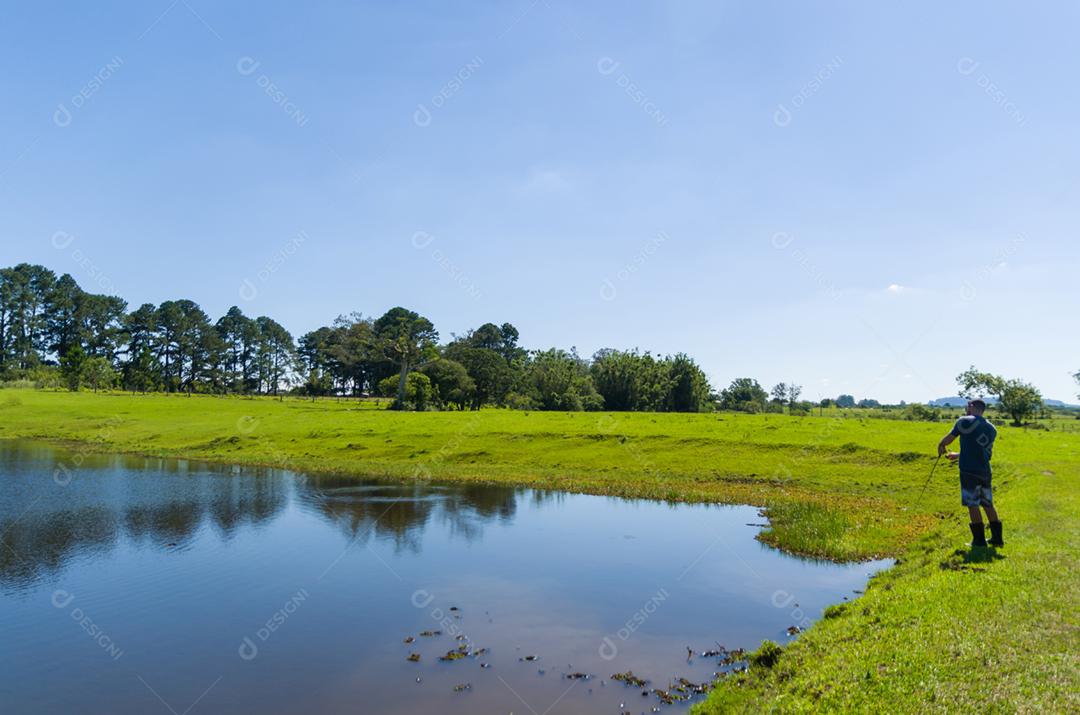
[{"xmin": 960, "ymin": 471, "xmax": 993, "ymax": 507}]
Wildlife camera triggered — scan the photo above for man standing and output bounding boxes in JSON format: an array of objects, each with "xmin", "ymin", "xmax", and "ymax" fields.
[{"xmin": 937, "ymin": 398, "xmax": 1002, "ymax": 547}]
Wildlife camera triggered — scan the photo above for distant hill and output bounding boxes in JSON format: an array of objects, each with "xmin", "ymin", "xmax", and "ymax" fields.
[
  {"xmin": 928, "ymin": 396, "xmax": 994, "ymax": 407},
  {"xmin": 928, "ymin": 396, "xmax": 1079, "ymax": 409}
]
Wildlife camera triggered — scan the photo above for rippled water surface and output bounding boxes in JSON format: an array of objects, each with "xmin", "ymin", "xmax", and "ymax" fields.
[{"xmin": 0, "ymin": 441, "xmax": 888, "ymax": 714}]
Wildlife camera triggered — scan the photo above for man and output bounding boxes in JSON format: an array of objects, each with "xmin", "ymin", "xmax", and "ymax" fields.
[{"xmin": 937, "ymin": 398, "xmax": 1002, "ymax": 547}]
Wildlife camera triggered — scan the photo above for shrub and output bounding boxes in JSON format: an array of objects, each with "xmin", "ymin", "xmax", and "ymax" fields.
[
  {"xmin": 504, "ymin": 391, "xmax": 537, "ymax": 410},
  {"xmin": 749, "ymin": 640, "xmax": 783, "ymax": 669},
  {"xmin": 823, "ymin": 603, "xmax": 847, "ymax": 619}
]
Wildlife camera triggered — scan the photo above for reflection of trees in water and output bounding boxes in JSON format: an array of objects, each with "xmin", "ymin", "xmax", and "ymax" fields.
[
  {"xmin": 0, "ymin": 506, "xmax": 119, "ymax": 591},
  {"xmin": 0, "ymin": 447, "xmax": 287, "ymax": 590},
  {"xmin": 0, "ymin": 443, "xmax": 543, "ymax": 589},
  {"xmin": 299, "ymin": 477, "xmax": 522, "ymax": 553},
  {"xmin": 528, "ymin": 490, "xmax": 564, "ymax": 509}
]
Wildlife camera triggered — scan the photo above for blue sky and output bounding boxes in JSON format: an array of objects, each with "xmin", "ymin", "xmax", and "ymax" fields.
[{"xmin": 2, "ymin": 1, "xmax": 1078, "ymax": 403}]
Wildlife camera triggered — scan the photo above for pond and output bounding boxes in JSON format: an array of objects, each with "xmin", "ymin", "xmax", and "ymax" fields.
[{"xmin": 0, "ymin": 441, "xmax": 889, "ymax": 714}]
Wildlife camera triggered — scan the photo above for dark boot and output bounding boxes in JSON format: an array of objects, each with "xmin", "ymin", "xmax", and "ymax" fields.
[
  {"xmin": 969, "ymin": 522, "xmax": 987, "ymax": 548},
  {"xmin": 988, "ymin": 521, "xmax": 1004, "ymax": 547}
]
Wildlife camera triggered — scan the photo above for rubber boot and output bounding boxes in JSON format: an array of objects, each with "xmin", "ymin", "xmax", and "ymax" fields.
[
  {"xmin": 969, "ymin": 522, "xmax": 987, "ymax": 548},
  {"xmin": 988, "ymin": 520, "xmax": 1004, "ymax": 547}
]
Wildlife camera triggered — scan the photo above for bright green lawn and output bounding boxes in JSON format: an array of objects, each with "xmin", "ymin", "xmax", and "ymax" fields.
[{"xmin": 0, "ymin": 389, "xmax": 1076, "ymax": 712}]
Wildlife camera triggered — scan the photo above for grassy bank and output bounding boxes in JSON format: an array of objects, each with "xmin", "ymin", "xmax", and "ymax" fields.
[{"xmin": 1, "ymin": 389, "xmax": 1077, "ymax": 711}]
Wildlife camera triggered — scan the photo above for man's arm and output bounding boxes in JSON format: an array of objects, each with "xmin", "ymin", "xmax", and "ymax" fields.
[{"xmin": 938, "ymin": 432, "xmax": 957, "ymax": 457}]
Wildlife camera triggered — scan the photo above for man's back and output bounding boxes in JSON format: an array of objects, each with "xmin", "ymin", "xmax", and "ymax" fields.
[{"xmin": 951, "ymin": 414, "xmax": 997, "ymax": 475}]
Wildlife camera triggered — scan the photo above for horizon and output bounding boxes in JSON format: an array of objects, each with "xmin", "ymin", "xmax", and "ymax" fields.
[{"xmin": 3, "ymin": 1, "xmax": 1078, "ymax": 403}]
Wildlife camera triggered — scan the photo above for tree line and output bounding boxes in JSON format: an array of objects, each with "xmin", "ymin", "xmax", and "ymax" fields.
[
  {"xmin": 6, "ymin": 263, "xmax": 1059, "ymax": 418},
  {"xmin": 0, "ymin": 263, "xmax": 715, "ymax": 412}
]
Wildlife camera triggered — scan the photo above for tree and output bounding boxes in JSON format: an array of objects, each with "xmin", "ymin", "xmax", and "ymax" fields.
[
  {"xmin": 444, "ymin": 343, "xmax": 511, "ymax": 409},
  {"xmin": 1074, "ymin": 369, "xmax": 1080, "ymax": 399},
  {"xmin": 956, "ymin": 366, "xmax": 1043, "ymax": 426},
  {"xmin": 857, "ymin": 398, "xmax": 880, "ymax": 408},
  {"xmin": 590, "ymin": 349, "xmax": 669, "ymax": 411},
  {"xmin": 524, "ymin": 348, "xmax": 603, "ymax": 411},
  {"xmin": 45, "ymin": 273, "xmax": 82, "ymax": 359},
  {"xmin": 719, "ymin": 378, "xmax": 768, "ymax": 412},
  {"xmin": 664, "ymin": 353, "xmax": 712, "ymax": 412},
  {"xmin": 80, "ymin": 356, "xmax": 117, "ymax": 392},
  {"xmin": 76, "ymin": 292, "xmax": 127, "ymax": 362},
  {"xmin": 420, "ymin": 359, "xmax": 476, "ymax": 410},
  {"xmin": 124, "ymin": 346, "xmax": 158, "ymax": 393},
  {"xmin": 326, "ymin": 314, "xmax": 379, "ymax": 395},
  {"xmin": 377, "ymin": 371, "xmax": 432, "ymax": 410},
  {"xmin": 122, "ymin": 303, "xmax": 158, "ymax": 387},
  {"xmin": 1, "ymin": 263, "xmax": 57, "ymax": 370},
  {"xmin": 374, "ymin": 307, "xmax": 438, "ymax": 409},
  {"xmin": 835, "ymin": 394, "xmax": 856, "ymax": 408},
  {"xmin": 770, "ymin": 382, "xmax": 789, "ymax": 405},
  {"xmin": 60, "ymin": 344, "xmax": 86, "ymax": 391},
  {"xmin": 251, "ymin": 316, "xmax": 295, "ymax": 395},
  {"xmin": 217, "ymin": 306, "xmax": 257, "ymax": 392}
]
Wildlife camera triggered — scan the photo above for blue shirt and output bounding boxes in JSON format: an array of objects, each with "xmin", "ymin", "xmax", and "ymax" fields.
[{"xmin": 950, "ymin": 415, "xmax": 997, "ymax": 476}]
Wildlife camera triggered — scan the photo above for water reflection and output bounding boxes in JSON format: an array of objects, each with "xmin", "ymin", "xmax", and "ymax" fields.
[
  {"xmin": 297, "ymin": 477, "xmax": 529, "ymax": 552},
  {"xmin": 0, "ymin": 442, "xmax": 541, "ymax": 587},
  {"xmin": 0, "ymin": 443, "xmax": 287, "ymax": 589}
]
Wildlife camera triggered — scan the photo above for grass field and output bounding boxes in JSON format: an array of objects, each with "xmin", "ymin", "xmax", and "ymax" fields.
[{"xmin": 1, "ymin": 388, "xmax": 1077, "ymax": 712}]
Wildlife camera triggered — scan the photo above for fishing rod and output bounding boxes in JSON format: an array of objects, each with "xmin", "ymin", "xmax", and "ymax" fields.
[{"xmin": 916, "ymin": 452, "xmax": 944, "ymax": 503}]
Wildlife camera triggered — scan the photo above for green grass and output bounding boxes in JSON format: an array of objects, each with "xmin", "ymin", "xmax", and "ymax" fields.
[{"xmin": 1, "ymin": 388, "xmax": 1076, "ymax": 712}]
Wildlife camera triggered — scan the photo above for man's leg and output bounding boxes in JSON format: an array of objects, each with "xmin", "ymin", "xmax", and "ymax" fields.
[
  {"xmin": 985, "ymin": 502, "xmax": 1003, "ymax": 547},
  {"xmin": 968, "ymin": 505, "xmax": 983, "ymax": 523},
  {"xmin": 962, "ymin": 476, "xmax": 988, "ymax": 547}
]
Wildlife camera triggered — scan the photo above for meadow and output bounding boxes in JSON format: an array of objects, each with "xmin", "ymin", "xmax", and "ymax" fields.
[{"xmin": 1, "ymin": 388, "xmax": 1076, "ymax": 712}]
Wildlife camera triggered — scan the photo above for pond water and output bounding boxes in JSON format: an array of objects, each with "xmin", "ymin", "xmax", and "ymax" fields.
[{"xmin": 0, "ymin": 441, "xmax": 888, "ymax": 714}]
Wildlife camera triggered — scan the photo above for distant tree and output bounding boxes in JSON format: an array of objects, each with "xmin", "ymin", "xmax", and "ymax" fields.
[
  {"xmin": 374, "ymin": 307, "xmax": 438, "ymax": 409},
  {"xmin": 60, "ymin": 344, "xmax": 86, "ymax": 391},
  {"xmin": 421, "ymin": 359, "xmax": 476, "ymax": 410},
  {"xmin": 786, "ymin": 383, "xmax": 803, "ymax": 409},
  {"xmin": 254, "ymin": 316, "xmax": 296, "ymax": 396},
  {"xmin": 301, "ymin": 368, "xmax": 334, "ymax": 398},
  {"xmin": 835, "ymin": 394, "xmax": 856, "ymax": 408},
  {"xmin": 2, "ymin": 263, "xmax": 57, "ymax": 370},
  {"xmin": 45, "ymin": 273, "xmax": 82, "ymax": 358},
  {"xmin": 591, "ymin": 349, "xmax": 669, "ymax": 411},
  {"xmin": 377, "ymin": 371, "xmax": 432, "ymax": 410},
  {"xmin": 720, "ymin": 378, "xmax": 768, "ymax": 412},
  {"xmin": 857, "ymin": 398, "xmax": 881, "ymax": 408},
  {"xmin": 819, "ymin": 398, "xmax": 834, "ymax": 408},
  {"xmin": 122, "ymin": 303, "xmax": 158, "ymax": 386},
  {"xmin": 443, "ymin": 321, "xmax": 526, "ymax": 408},
  {"xmin": 462, "ymin": 322, "xmax": 525, "ymax": 361},
  {"xmin": 956, "ymin": 365, "xmax": 1043, "ymax": 426},
  {"xmin": 76, "ymin": 292, "xmax": 127, "ymax": 362},
  {"xmin": 524, "ymin": 348, "xmax": 603, "ymax": 411},
  {"xmin": 124, "ymin": 347, "xmax": 158, "ymax": 393},
  {"xmin": 444, "ymin": 343, "xmax": 512, "ymax": 409},
  {"xmin": 217, "ymin": 306, "xmax": 257, "ymax": 393},
  {"xmin": 1074, "ymin": 369, "xmax": 1080, "ymax": 399},
  {"xmin": 666, "ymin": 353, "xmax": 711, "ymax": 412},
  {"xmin": 80, "ymin": 356, "xmax": 117, "ymax": 392},
  {"xmin": 770, "ymin": 382, "xmax": 789, "ymax": 405},
  {"xmin": 325, "ymin": 314, "xmax": 379, "ymax": 395}
]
